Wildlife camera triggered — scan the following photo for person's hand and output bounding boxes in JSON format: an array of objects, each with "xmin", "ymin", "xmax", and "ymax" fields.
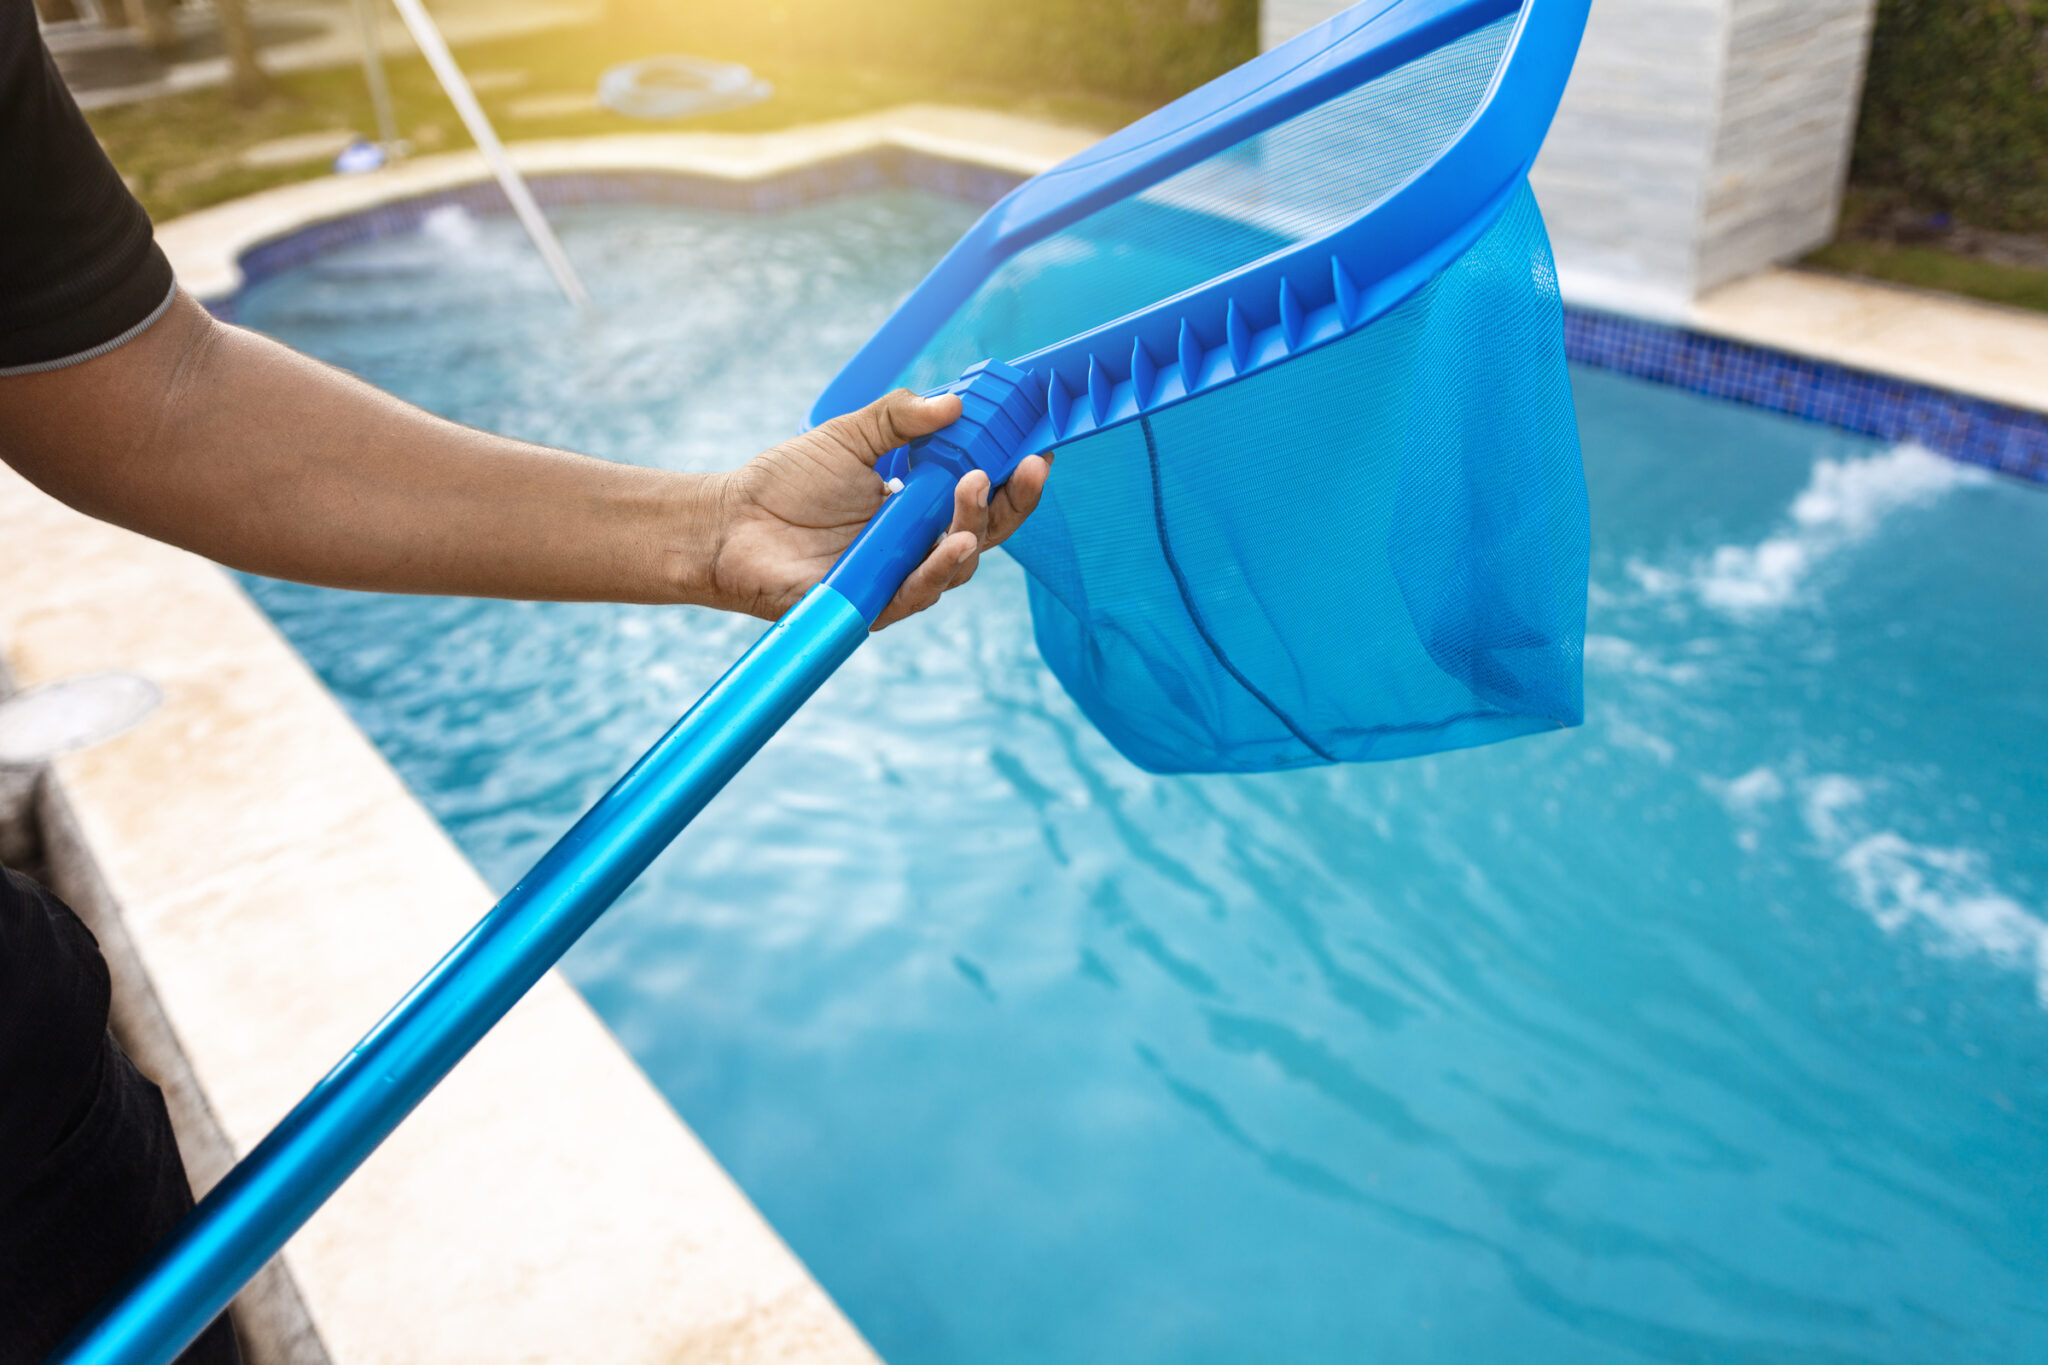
[
  {"xmin": 707, "ymin": 388, "xmax": 1052, "ymax": 628},
  {"xmin": 2, "ymin": 292, "xmax": 1042, "ymax": 612}
]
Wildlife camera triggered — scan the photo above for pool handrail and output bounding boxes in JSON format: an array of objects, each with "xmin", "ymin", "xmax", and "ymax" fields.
[{"xmin": 386, "ymin": 0, "xmax": 592, "ymax": 314}]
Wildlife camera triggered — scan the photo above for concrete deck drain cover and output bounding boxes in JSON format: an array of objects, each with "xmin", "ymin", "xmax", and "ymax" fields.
[{"xmin": 0, "ymin": 671, "xmax": 161, "ymax": 764}]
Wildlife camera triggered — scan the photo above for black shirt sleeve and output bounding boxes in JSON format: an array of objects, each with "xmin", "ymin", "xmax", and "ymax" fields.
[{"xmin": 0, "ymin": 0, "xmax": 176, "ymax": 373}]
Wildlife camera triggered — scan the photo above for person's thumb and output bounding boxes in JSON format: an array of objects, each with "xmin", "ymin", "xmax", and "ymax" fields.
[{"xmin": 818, "ymin": 388, "xmax": 961, "ymax": 469}]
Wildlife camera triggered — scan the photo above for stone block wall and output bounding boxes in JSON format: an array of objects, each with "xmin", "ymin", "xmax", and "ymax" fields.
[
  {"xmin": 1696, "ymin": 0, "xmax": 1877, "ymax": 295},
  {"xmin": 1259, "ymin": 0, "xmax": 1879, "ymax": 319}
]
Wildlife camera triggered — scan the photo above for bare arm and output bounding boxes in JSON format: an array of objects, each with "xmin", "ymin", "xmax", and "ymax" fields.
[{"xmin": 0, "ymin": 291, "xmax": 1049, "ymax": 626}]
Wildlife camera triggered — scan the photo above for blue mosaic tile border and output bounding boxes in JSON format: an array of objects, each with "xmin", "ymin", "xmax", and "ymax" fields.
[
  {"xmin": 211, "ymin": 151, "xmax": 2046, "ymax": 484},
  {"xmin": 1564, "ymin": 307, "xmax": 2048, "ymax": 484}
]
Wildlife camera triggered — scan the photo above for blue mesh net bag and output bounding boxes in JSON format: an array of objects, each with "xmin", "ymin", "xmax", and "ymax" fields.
[{"xmin": 816, "ymin": 0, "xmax": 1592, "ymax": 773}]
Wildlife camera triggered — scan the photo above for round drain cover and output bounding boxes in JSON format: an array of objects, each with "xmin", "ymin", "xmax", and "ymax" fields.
[{"xmin": 0, "ymin": 672, "xmax": 161, "ymax": 765}]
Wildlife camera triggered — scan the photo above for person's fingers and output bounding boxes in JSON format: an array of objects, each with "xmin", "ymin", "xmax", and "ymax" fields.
[
  {"xmin": 875, "ymin": 529, "xmax": 977, "ymax": 629},
  {"xmin": 985, "ymin": 451, "xmax": 1052, "ymax": 547},
  {"xmin": 948, "ymin": 548, "xmax": 981, "ymax": 590},
  {"xmin": 816, "ymin": 388, "xmax": 962, "ymax": 469},
  {"xmin": 952, "ymin": 469, "xmax": 992, "ymax": 546},
  {"xmin": 865, "ymin": 452, "xmax": 1045, "ymax": 628}
]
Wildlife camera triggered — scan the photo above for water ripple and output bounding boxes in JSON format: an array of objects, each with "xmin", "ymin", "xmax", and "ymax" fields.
[{"xmin": 236, "ymin": 203, "xmax": 2048, "ymax": 1365}]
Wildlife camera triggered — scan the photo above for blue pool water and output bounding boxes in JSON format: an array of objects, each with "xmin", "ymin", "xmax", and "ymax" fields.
[{"xmin": 235, "ymin": 194, "xmax": 2048, "ymax": 1364}]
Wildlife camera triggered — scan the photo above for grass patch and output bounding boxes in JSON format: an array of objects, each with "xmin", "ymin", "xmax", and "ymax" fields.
[
  {"xmin": 1802, "ymin": 239, "xmax": 2048, "ymax": 315},
  {"xmin": 87, "ymin": 19, "xmax": 1155, "ymax": 223}
]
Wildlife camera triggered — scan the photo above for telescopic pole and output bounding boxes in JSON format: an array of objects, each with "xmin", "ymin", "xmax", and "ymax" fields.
[{"xmin": 50, "ymin": 361, "xmax": 1045, "ymax": 1365}]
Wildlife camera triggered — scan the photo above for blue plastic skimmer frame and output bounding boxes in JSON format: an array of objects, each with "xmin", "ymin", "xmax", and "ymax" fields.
[
  {"xmin": 812, "ymin": 0, "xmax": 1591, "ymax": 455},
  {"xmin": 54, "ymin": 4, "xmax": 1588, "ymax": 1362}
]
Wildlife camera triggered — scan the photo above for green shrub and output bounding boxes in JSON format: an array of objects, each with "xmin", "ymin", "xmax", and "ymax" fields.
[
  {"xmin": 609, "ymin": 0, "xmax": 1258, "ymax": 105},
  {"xmin": 1850, "ymin": 0, "xmax": 2048, "ymax": 233}
]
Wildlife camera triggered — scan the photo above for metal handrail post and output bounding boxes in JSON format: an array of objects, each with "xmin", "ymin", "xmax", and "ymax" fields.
[{"xmin": 386, "ymin": 0, "xmax": 593, "ymax": 313}]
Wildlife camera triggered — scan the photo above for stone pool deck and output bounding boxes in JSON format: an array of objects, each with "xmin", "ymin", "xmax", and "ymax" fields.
[{"xmin": 4, "ymin": 104, "xmax": 2046, "ymax": 1365}]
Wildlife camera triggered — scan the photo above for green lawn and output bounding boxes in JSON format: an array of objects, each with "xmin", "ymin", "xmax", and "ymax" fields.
[
  {"xmin": 87, "ymin": 19, "xmax": 1151, "ymax": 223},
  {"xmin": 1801, "ymin": 238, "xmax": 2048, "ymax": 315}
]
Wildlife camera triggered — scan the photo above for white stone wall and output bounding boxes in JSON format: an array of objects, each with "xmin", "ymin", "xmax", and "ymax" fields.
[
  {"xmin": 1697, "ymin": 0, "xmax": 1877, "ymax": 295},
  {"xmin": 1259, "ymin": 0, "xmax": 1878, "ymax": 318},
  {"xmin": 1530, "ymin": 0, "xmax": 1728, "ymax": 317}
]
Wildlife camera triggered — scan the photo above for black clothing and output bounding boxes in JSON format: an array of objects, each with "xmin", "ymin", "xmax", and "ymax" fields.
[
  {"xmin": 0, "ymin": 869, "xmax": 237, "ymax": 1364},
  {"xmin": 1, "ymin": 0, "xmax": 176, "ymax": 372},
  {"xmin": 3, "ymin": 8, "xmax": 232, "ymax": 1359},
  {"xmin": 0, "ymin": 862, "xmax": 107, "ymax": 1186}
]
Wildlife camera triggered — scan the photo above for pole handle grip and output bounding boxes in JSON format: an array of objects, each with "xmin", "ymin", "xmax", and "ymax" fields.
[{"xmin": 825, "ymin": 358, "xmax": 1049, "ymax": 623}]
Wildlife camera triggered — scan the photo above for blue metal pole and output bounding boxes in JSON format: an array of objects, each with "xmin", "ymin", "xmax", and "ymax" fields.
[{"xmin": 51, "ymin": 361, "xmax": 1045, "ymax": 1365}]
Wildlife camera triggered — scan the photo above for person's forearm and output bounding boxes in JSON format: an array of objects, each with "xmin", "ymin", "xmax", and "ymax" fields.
[{"xmin": 0, "ymin": 291, "xmax": 722, "ymax": 603}]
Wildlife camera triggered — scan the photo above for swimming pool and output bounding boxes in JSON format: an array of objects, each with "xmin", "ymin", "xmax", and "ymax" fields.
[{"xmin": 236, "ymin": 192, "xmax": 2048, "ymax": 1364}]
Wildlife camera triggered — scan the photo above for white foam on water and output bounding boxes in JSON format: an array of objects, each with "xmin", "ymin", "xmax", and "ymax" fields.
[
  {"xmin": 1800, "ymin": 772, "xmax": 1865, "ymax": 846},
  {"xmin": 1706, "ymin": 765, "xmax": 1787, "ymax": 852},
  {"xmin": 1622, "ymin": 446, "xmax": 1987, "ymax": 614},
  {"xmin": 1600, "ymin": 714, "xmax": 1675, "ymax": 764},
  {"xmin": 1699, "ymin": 537, "xmax": 1810, "ymax": 612},
  {"xmin": 420, "ymin": 204, "xmax": 482, "ymax": 249},
  {"xmin": 1584, "ymin": 633, "xmax": 1704, "ymax": 685},
  {"xmin": 1695, "ymin": 445, "xmax": 1986, "ymax": 613},
  {"xmin": 1624, "ymin": 559, "xmax": 1684, "ymax": 596},
  {"xmin": 1800, "ymin": 774, "xmax": 2048, "ymax": 1004},
  {"xmin": 1713, "ymin": 764, "xmax": 1786, "ymax": 817}
]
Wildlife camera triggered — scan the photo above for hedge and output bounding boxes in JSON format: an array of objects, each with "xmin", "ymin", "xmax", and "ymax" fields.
[
  {"xmin": 610, "ymin": 0, "xmax": 1259, "ymax": 106},
  {"xmin": 1849, "ymin": 0, "xmax": 2048, "ymax": 233}
]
